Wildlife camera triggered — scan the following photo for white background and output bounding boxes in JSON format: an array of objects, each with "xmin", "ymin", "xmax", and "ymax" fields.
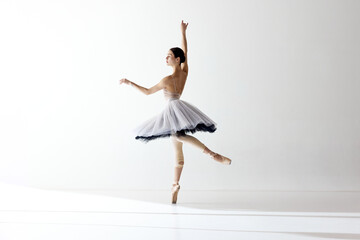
[{"xmin": 0, "ymin": 0, "xmax": 359, "ymax": 191}]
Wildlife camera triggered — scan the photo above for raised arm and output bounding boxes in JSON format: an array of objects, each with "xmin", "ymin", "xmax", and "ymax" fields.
[{"xmin": 181, "ymin": 20, "xmax": 189, "ymax": 74}]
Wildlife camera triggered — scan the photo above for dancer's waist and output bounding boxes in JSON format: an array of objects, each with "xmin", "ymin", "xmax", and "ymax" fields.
[{"xmin": 165, "ymin": 97, "xmax": 180, "ymax": 101}]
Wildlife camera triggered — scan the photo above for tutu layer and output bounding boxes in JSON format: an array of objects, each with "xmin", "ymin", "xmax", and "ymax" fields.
[
  {"xmin": 133, "ymin": 98, "xmax": 217, "ymax": 142},
  {"xmin": 135, "ymin": 123, "xmax": 216, "ymax": 142}
]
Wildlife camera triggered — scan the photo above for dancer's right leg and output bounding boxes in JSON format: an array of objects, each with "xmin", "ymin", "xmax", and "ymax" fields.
[{"xmin": 175, "ymin": 134, "xmax": 231, "ymax": 165}]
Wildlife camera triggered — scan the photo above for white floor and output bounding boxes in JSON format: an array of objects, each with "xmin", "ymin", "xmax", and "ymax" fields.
[{"xmin": 0, "ymin": 182, "xmax": 359, "ymax": 240}]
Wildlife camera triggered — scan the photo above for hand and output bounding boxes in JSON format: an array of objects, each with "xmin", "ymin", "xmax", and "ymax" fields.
[
  {"xmin": 181, "ymin": 20, "xmax": 188, "ymax": 34},
  {"xmin": 119, "ymin": 78, "xmax": 131, "ymax": 85}
]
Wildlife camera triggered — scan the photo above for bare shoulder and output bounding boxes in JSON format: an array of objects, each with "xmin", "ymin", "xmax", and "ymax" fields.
[
  {"xmin": 163, "ymin": 75, "xmax": 172, "ymax": 83},
  {"xmin": 161, "ymin": 75, "xmax": 173, "ymax": 87},
  {"xmin": 180, "ymin": 70, "xmax": 188, "ymax": 82},
  {"xmin": 165, "ymin": 71, "xmax": 187, "ymax": 81}
]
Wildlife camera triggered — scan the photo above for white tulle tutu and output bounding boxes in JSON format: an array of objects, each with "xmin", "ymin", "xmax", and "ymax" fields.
[{"xmin": 133, "ymin": 89, "xmax": 217, "ymax": 142}]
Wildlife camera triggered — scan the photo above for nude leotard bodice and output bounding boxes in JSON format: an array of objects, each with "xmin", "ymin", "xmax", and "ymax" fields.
[{"xmin": 163, "ymin": 76, "xmax": 181, "ymax": 101}]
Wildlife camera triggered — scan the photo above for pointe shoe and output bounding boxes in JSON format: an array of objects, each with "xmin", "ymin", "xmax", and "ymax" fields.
[
  {"xmin": 203, "ymin": 147, "xmax": 232, "ymax": 165},
  {"xmin": 211, "ymin": 153, "xmax": 232, "ymax": 165},
  {"xmin": 171, "ymin": 183, "xmax": 180, "ymax": 204}
]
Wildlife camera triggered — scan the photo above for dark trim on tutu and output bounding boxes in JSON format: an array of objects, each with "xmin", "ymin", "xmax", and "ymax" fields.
[{"xmin": 135, "ymin": 123, "xmax": 217, "ymax": 143}]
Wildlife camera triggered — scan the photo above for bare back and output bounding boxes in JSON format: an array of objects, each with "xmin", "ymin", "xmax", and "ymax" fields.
[{"xmin": 164, "ymin": 71, "xmax": 188, "ymax": 95}]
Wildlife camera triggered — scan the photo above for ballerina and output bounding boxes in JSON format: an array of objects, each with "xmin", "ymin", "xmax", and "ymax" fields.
[{"xmin": 119, "ymin": 20, "xmax": 231, "ymax": 204}]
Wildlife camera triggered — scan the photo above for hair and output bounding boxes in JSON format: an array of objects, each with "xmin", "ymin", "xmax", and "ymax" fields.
[{"xmin": 170, "ymin": 47, "xmax": 186, "ymax": 66}]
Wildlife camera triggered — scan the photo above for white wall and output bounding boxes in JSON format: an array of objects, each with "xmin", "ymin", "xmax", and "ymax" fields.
[{"xmin": 0, "ymin": 0, "xmax": 359, "ymax": 191}]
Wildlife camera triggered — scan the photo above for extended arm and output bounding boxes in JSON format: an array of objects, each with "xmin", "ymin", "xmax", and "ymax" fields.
[
  {"xmin": 181, "ymin": 20, "xmax": 189, "ymax": 74},
  {"xmin": 119, "ymin": 77, "xmax": 165, "ymax": 95},
  {"xmin": 182, "ymin": 32, "xmax": 187, "ymax": 54}
]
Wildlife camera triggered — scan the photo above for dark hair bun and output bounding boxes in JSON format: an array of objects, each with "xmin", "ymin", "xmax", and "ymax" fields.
[{"xmin": 170, "ymin": 47, "xmax": 186, "ymax": 64}]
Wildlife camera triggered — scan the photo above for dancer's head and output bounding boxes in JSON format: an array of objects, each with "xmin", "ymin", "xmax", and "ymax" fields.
[{"xmin": 166, "ymin": 47, "xmax": 185, "ymax": 67}]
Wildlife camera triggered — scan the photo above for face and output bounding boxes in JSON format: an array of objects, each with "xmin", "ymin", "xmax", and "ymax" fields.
[{"xmin": 166, "ymin": 50, "xmax": 179, "ymax": 66}]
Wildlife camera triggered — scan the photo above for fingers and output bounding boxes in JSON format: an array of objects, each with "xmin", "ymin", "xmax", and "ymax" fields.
[
  {"xmin": 119, "ymin": 78, "xmax": 127, "ymax": 84},
  {"xmin": 181, "ymin": 20, "xmax": 189, "ymax": 31},
  {"xmin": 181, "ymin": 20, "xmax": 188, "ymax": 26},
  {"xmin": 120, "ymin": 78, "xmax": 131, "ymax": 86}
]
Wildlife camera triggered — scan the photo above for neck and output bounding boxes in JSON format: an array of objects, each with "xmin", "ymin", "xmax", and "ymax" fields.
[{"xmin": 171, "ymin": 65, "xmax": 182, "ymax": 75}]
